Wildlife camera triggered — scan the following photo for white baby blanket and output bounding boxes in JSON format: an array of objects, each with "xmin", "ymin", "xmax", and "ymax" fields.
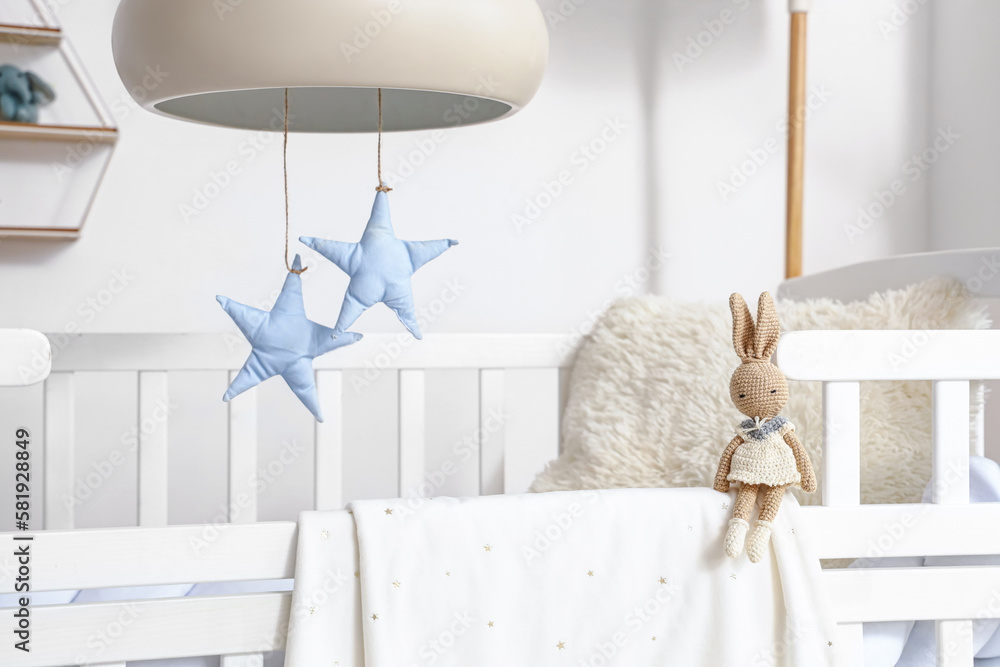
[{"xmin": 285, "ymin": 488, "xmax": 841, "ymax": 667}]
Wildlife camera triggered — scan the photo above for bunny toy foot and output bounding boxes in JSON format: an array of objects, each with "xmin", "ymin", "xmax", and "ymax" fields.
[
  {"xmin": 724, "ymin": 518, "xmax": 750, "ymax": 558},
  {"xmin": 746, "ymin": 520, "xmax": 774, "ymax": 563}
]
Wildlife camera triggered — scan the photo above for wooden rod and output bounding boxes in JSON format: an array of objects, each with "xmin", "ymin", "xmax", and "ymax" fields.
[{"xmin": 786, "ymin": 12, "xmax": 807, "ymax": 279}]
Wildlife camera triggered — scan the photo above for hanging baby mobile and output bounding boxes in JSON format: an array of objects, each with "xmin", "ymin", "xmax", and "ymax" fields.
[{"xmin": 219, "ymin": 89, "xmax": 458, "ymax": 420}]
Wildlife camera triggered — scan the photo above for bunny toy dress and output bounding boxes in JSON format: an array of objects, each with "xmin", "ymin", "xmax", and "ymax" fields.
[{"xmin": 728, "ymin": 416, "xmax": 801, "ymax": 488}]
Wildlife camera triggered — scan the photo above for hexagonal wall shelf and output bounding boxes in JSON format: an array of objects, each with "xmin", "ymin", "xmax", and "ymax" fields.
[{"xmin": 0, "ymin": 0, "xmax": 118, "ymax": 239}]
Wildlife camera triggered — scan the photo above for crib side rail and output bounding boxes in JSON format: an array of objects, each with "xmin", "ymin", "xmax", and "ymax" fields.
[
  {"xmin": 0, "ymin": 329, "xmax": 50, "ymax": 387},
  {"xmin": 776, "ymin": 329, "xmax": 1000, "ymax": 381},
  {"xmin": 0, "ymin": 522, "xmax": 296, "ymax": 593},
  {"xmin": 12, "ymin": 333, "xmax": 570, "ymax": 667},
  {"xmin": 46, "ymin": 333, "xmax": 574, "ymax": 372},
  {"xmin": 36, "ymin": 333, "xmax": 572, "ymax": 531},
  {"xmin": 777, "ymin": 329, "xmax": 995, "ymax": 666},
  {"xmin": 0, "ymin": 592, "xmax": 289, "ymax": 667}
]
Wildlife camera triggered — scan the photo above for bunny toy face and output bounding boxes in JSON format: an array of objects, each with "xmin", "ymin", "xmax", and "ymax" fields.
[{"xmin": 728, "ymin": 292, "xmax": 788, "ymax": 420}]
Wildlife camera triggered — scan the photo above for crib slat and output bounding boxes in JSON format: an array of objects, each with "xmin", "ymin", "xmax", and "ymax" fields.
[
  {"xmin": 502, "ymin": 368, "xmax": 559, "ymax": 494},
  {"xmin": 932, "ymin": 380, "xmax": 970, "ymax": 504},
  {"xmin": 479, "ymin": 369, "xmax": 506, "ymax": 495},
  {"xmin": 228, "ymin": 371, "xmax": 258, "ymax": 524},
  {"xmin": 224, "ymin": 373, "xmax": 262, "ymax": 667},
  {"xmin": 315, "ymin": 370, "xmax": 343, "ymax": 510},
  {"xmin": 43, "ymin": 372, "xmax": 75, "ymax": 530},
  {"xmin": 138, "ymin": 371, "xmax": 169, "ymax": 527},
  {"xmin": 398, "ymin": 369, "xmax": 426, "ymax": 496},
  {"xmin": 972, "ymin": 382, "xmax": 986, "ymax": 458},
  {"xmin": 0, "ymin": 593, "xmax": 290, "ymax": 667},
  {"xmin": 936, "ymin": 620, "xmax": 974, "ymax": 666},
  {"xmin": 821, "ymin": 381, "xmax": 860, "ymax": 507},
  {"xmin": 221, "ymin": 655, "xmax": 262, "ymax": 667}
]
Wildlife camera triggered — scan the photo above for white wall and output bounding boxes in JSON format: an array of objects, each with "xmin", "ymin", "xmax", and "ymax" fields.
[
  {"xmin": 929, "ymin": 1, "xmax": 1000, "ymax": 251},
  {"xmin": 0, "ymin": 0, "xmax": 949, "ymax": 338}
]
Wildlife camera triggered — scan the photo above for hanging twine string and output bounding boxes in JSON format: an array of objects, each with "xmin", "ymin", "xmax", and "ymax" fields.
[
  {"xmin": 376, "ymin": 87, "xmax": 392, "ymax": 193},
  {"xmin": 283, "ymin": 88, "xmax": 307, "ymax": 274}
]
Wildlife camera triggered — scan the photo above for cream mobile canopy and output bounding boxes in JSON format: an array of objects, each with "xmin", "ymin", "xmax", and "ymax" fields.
[{"xmin": 111, "ymin": 0, "xmax": 549, "ymax": 132}]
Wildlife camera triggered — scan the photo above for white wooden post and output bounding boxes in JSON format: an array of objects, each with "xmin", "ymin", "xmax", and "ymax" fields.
[
  {"xmin": 932, "ymin": 380, "xmax": 971, "ymax": 505},
  {"xmin": 44, "ymin": 372, "xmax": 74, "ymax": 530},
  {"xmin": 225, "ymin": 372, "xmax": 260, "ymax": 667},
  {"xmin": 220, "ymin": 654, "xmax": 262, "ymax": 667},
  {"xmin": 933, "ymin": 380, "xmax": 973, "ymax": 665},
  {"xmin": 138, "ymin": 371, "xmax": 169, "ymax": 527},
  {"xmin": 227, "ymin": 372, "xmax": 257, "ymax": 525},
  {"xmin": 314, "ymin": 370, "xmax": 343, "ymax": 510},
  {"xmin": 821, "ymin": 380, "xmax": 863, "ymax": 657},
  {"xmin": 936, "ymin": 620, "xmax": 974, "ymax": 667},
  {"xmin": 502, "ymin": 368, "xmax": 559, "ymax": 494},
  {"xmin": 398, "ymin": 370, "xmax": 426, "ymax": 497},
  {"xmin": 479, "ymin": 369, "xmax": 506, "ymax": 496},
  {"xmin": 821, "ymin": 381, "xmax": 860, "ymax": 507},
  {"xmin": 971, "ymin": 382, "xmax": 986, "ymax": 458}
]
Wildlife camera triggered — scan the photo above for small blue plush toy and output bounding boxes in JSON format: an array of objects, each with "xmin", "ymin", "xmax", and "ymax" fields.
[
  {"xmin": 217, "ymin": 255, "xmax": 362, "ymax": 421},
  {"xmin": 0, "ymin": 64, "xmax": 55, "ymax": 123},
  {"xmin": 301, "ymin": 191, "xmax": 457, "ymax": 340}
]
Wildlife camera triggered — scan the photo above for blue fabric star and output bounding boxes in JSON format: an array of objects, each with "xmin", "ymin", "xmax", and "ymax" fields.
[
  {"xmin": 217, "ymin": 255, "xmax": 362, "ymax": 421},
  {"xmin": 300, "ymin": 191, "xmax": 457, "ymax": 340}
]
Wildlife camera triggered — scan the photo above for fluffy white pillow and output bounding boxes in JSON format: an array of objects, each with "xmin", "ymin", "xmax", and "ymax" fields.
[{"xmin": 531, "ymin": 278, "xmax": 990, "ymax": 505}]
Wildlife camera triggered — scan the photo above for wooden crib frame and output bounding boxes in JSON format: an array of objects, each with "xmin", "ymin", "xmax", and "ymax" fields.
[{"xmin": 3, "ymin": 247, "xmax": 1000, "ymax": 667}]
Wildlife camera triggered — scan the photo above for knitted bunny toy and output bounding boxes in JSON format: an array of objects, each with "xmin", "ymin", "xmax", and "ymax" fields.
[{"xmin": 714, "ymin": 292, "xmax": 816, "ymax": 563}]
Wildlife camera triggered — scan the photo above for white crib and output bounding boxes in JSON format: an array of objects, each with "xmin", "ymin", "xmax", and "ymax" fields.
[{"xmin": 2, "ymin": 248, "xmax": 1000, "ymax": 667}]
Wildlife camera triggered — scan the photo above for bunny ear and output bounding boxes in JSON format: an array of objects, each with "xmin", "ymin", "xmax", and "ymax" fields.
[
  {"xmin": 729, "ymin": 293, "xmax": 754, "ymax": 361},
  {"xmin": 753, "ymin": 291, "xmax": 781, "ymax": 360}
]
